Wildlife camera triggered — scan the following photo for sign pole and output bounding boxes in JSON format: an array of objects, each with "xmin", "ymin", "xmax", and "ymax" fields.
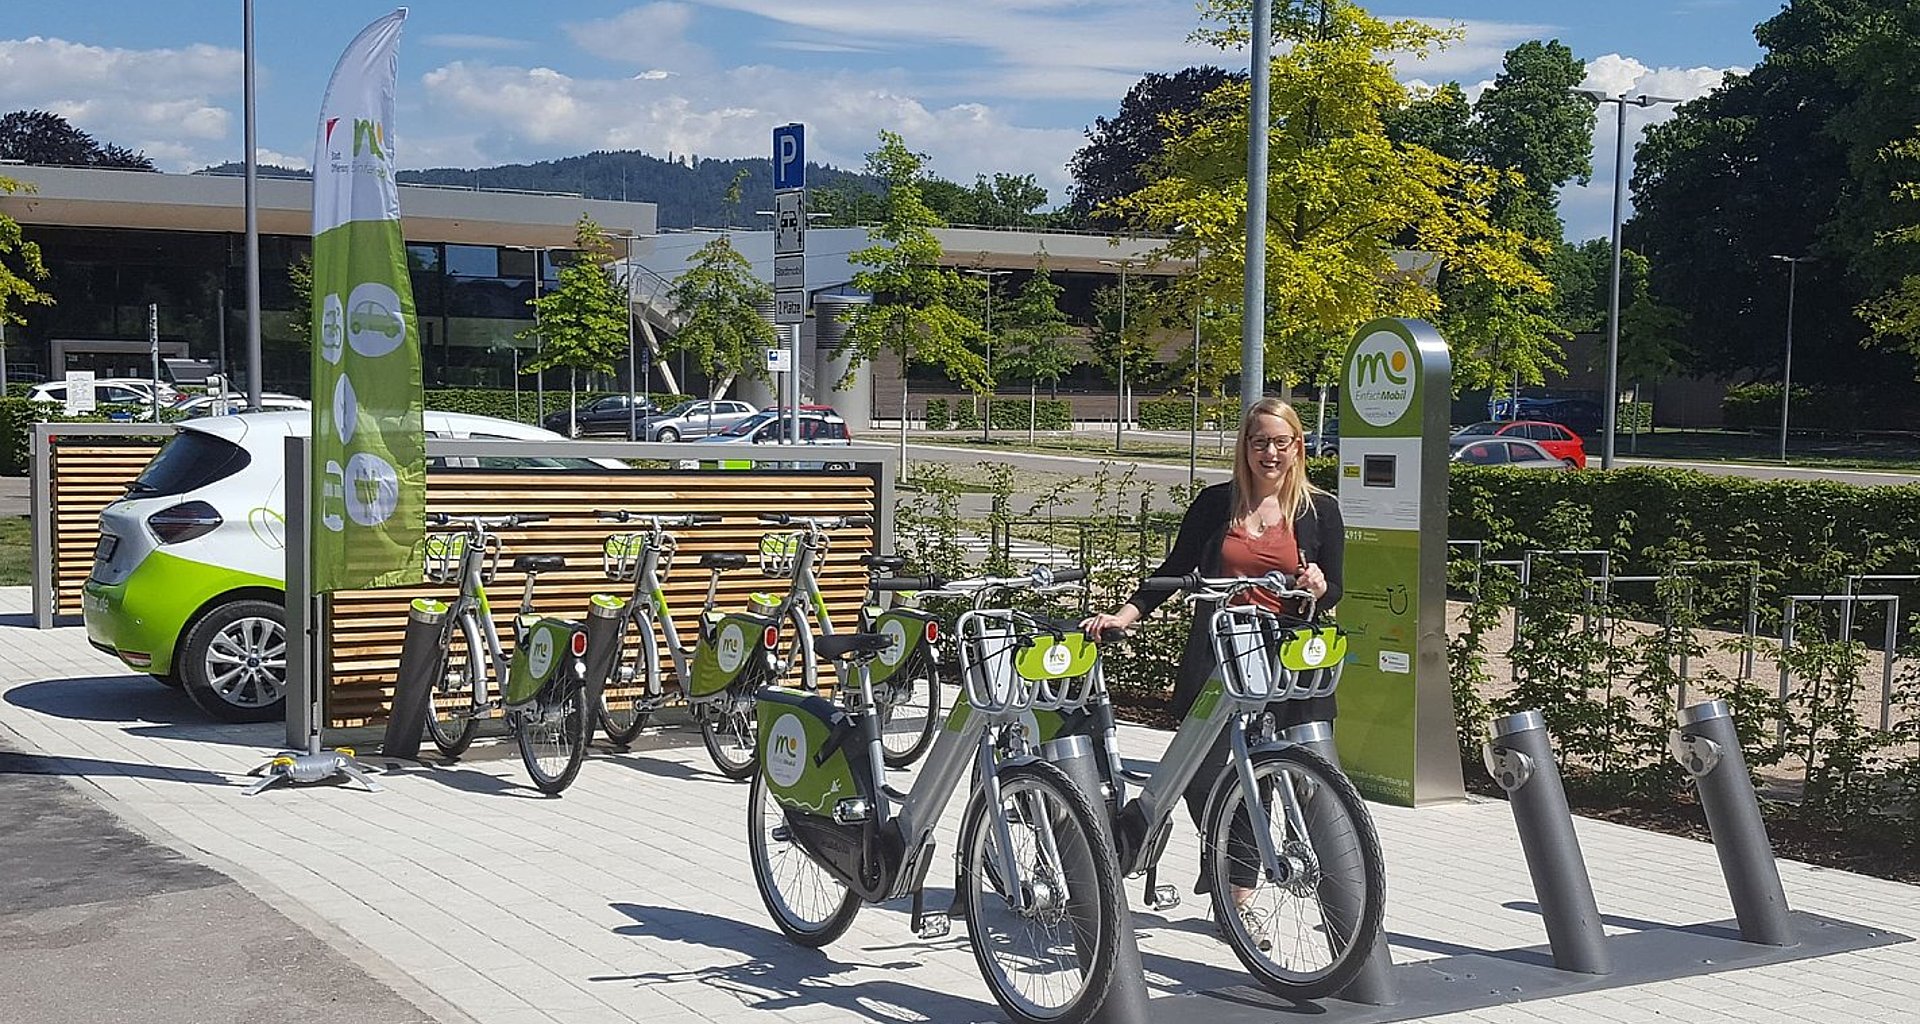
[{"xmin": 772, "ymin": 123, "xmax": 807, "ymax": 447}]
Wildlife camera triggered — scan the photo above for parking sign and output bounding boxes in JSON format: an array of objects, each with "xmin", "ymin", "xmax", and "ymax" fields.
[{"xmin": 773, "ymin": 123, "xmax": 805, "ymax": 191}]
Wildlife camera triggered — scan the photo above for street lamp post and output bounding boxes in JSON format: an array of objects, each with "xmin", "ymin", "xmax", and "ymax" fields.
[
  {"xmin": 607, "ymin": 232, "xmax": 645, "ymax": 440},
  {"xmin": 1099, "ymin": 258, "xmax": 1139, "ymax": 451},
  {"xmin": 1574, "ymin": 88, "xmax": 1678, "ymax": 470},
  {"xmin": 1770, "ymin": 254, "xmax": 1812, "ymax": 462},
  {"xmin": 963, "ymin": 268, "xmax": 1009, "ymax": 442}
]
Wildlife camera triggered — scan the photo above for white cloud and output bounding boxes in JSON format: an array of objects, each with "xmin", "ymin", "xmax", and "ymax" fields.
[
  {"xmin": 422, "ymin": 34, "xmax": 530, "ymax": 52},
  {"xmin": 564, "ymin": 3, "xmax": 710, "ymax": 73},
  {"xmin": 1559, "ymin": 54, "xmax": 1740, "ymax": 241},
  {"xmin": 0, "ymin": 35, "xmax": 239, "ymax": 171}
]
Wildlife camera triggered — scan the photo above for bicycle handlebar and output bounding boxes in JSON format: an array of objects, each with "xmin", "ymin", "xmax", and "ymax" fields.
[
  {"xmin": 1142, "ymin": 571, "xmax": 1309, "ymax": 600},
  {"xmin": 757, "ymin": 513, "xmax": 875, "ymax": 530},
  {"xmin": 426, "ymin": 512, "xmax": 546, "ymax": 530},
  {"xmin": 594, "ymin": 510, "xmax": 723, "ymax": 527},
  {"xmin": 872, "ymin": 575, "xmax": 945, "ymax": 592}
]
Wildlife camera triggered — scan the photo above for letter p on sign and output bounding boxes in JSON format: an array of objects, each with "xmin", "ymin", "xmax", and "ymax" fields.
[{"xmin": 773, "ymin": 123, "xmax": 805, "ymax": 191}]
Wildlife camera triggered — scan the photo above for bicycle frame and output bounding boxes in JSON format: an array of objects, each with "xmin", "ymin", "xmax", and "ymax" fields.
[
  {"xmin": 431, "ymin": 522, "xmax": 542, "ymax": 711},
  {"xmin": 618, "ymin": 527, "xmax": 723, "ymax": 687},
  {"xmin": 756, "ymin": 524, "xmax": 835, "ymax": 690}
]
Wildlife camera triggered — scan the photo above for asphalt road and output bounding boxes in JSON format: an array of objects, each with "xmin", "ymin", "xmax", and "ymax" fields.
[{"xmin": 0, "ymin": 735, "xmax": 457, "ymax": 1024}]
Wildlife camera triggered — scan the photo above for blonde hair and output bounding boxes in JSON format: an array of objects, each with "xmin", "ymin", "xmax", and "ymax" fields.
[{"xmin": 1230, "ymin": 397, "xmax": 1322, "ymax": 525}]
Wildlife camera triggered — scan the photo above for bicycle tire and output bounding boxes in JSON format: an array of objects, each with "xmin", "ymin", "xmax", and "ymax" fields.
[
  {"xmin": 516, "ymin": 676, "xmax": 589, "ymax": 795},
  {"xmin": 747, "ymin": 770, "xmax": 863, "ymax": 946},
  {"xmin": 700, "ymin": 692, "xmax": 758, "ymax": 781},
  {"xmin": 1202, "ymin": 744, "xmax": 1385, "ymax": 999},
  {"xmin": 596, "ymin": 606, "xmax": 657, "ymax": 747},
  {"xmin": 878, "ymin": 658, "xmax": 943, "ymax": 769},
  {"xmin": 425, "ymin": 611, "xmax": 483, "ymax": 758},
  {"xmin": 957, "ymin": 759, "xmax": 1121, "ymax": 1024}
]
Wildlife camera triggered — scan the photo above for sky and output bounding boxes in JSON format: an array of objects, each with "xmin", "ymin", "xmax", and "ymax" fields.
[{"xmin": 0, "ymin": 1, "xmax": 1785, "ymax": 241}]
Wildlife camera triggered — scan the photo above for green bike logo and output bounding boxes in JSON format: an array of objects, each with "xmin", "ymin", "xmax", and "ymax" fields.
[
  {"xmin": 715, "ymin": 623, "xmax": 746, "ymax": 675},
  {"xmin": 766, "ymin": 714, "xmax": 807, "ymax": 787},
  {"xmin": 1347, "ymin": 331, "xmax": 1416, "ymax": 427}
]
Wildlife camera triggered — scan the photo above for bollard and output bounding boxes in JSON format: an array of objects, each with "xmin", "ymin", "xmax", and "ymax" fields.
[
  {"xmin": 581, "ymin": 595, "xmax": 630, "ymax": 743},
  {"xmin": 1671, "ymin": 700, "xmax": 1795, "ymax": 946},
  {"xmin": 1042, "ymin": 733, "xmax": 1149, "ymax": 1024},
  {"xmin": 1281, "ymin": 721, "xmax": 1399, "ymax": 1005},
  {"xmin": 1482, "ymin": 710, "xmax": 1613, "ymax": 975},
  {"xmin": 381, "ymin": 599, "xmax": 448, "ymax": 760}
]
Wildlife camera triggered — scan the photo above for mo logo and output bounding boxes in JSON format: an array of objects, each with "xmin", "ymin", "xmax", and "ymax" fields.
[{"xmin": 1354, "ymin": 348, "xmax": 1410, "ymax": 387}]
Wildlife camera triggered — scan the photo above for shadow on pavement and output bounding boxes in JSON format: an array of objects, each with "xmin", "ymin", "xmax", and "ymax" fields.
[
  {"xmin": 1501, "ymin": 900, "xmax": 1742, "ymax": 943},
  {"xmin": 0, "ymin": 747, "xmax": 235, "ymax": 787},
  {"xmin": 373, "ymin": 760, "xmax": 550, "ymax": 799},
  {"xmin": 0, "ymin": 612, "xmax": 38, "ymax": 628},
  {"xmin": 599, "ymin": 901, "xmax": 1003, "ymax": 1023},
  {"xmin": 5, "ymin": 674, "xmax": 281, "ymax": 747},
  {"xmin": 602, "ymin": 751, "xmax": 738, "ymax": 784}
]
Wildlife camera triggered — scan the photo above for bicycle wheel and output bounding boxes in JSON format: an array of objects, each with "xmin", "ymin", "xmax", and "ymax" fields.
[
  {"xmin": 957, "ymin": 760, "xmax": 1120, "ymax": 1024},
  {"xmin": 747, "ymin": 770, "xmax": 862, "ymax": 946},
  {"xmin": 878, "ymin": 657, "xmax": 943, "ymax": 768},
  {"xmin": 1202, "ymin": 745, "xmax": 1385, "ymax": 999},
  {"xmin": 597, "ymin": 607, "xmax": 658, "ymax": 747},
  {"xmin": 425, "ymin": 612, "xmax": 482, "ymax": 758},
  {"xmin": 700, "ymin": 690, "xmax": 759, "ymax": 780},
  {"xmin": 516, "ymin": 675, "xmax": 589, "ymax": 795}
]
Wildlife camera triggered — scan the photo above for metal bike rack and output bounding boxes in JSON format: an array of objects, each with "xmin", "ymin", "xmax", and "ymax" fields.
[
  {"xmin": 1481, "ymin": 710, "xmax": 1611, "ymax": 975},
  {"xmin": 1839, "ymin": 574, "xmax": 1919, "ymax": 730},
  {"xmin": 1670, "ymin": 700, "xmax": 1795, "ymax": 946},
  {"xmin": 1041, "ymin": 733, "xmax": 1148, "ymax": 1024},
  {"xmin": 1283, "ymin": 721, "xmax": 1399, "ymax": 1006}
]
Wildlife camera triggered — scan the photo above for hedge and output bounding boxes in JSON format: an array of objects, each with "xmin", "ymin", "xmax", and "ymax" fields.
[
  {"xmin": 1722, "ymin": 382, "xmax": 1909, "ymax": 433},
  {"xmin": 0, "ymin": 398, "xmax": 153, "ymax": 475},
  {"xmin": 925, "ymin": 396, "xmax": 1070, "ymax": 432},
  {"xmin": 1139, "ymin": 395, "xmax": 1241, "ymax": 430},
  {"xmin": 1446, "ymin": 463, "xmax": 1920, "ymax": 611}
]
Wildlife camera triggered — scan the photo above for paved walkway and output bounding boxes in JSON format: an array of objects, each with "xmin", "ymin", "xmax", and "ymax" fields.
[{"xmin": 0, "ymin": 585, "xmax": 1916, "ymax": 1024}]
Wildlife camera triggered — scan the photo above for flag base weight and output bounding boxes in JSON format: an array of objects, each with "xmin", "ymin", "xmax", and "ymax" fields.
[{"xmin": 244, "ymin": 745, "xmax": 382, "ymax": 796}]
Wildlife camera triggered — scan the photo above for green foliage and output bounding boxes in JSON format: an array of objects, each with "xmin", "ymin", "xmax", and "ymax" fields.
[
  {"xmin": 923, "ymin": 397, "xmax": 950, "ymax": 431},
  {"xmin": 0, "ymin": 109, "xmax": 155, "ymax": 169},
  {"xmin": 0, "ymin": 398, "xmax": 150, "ymax": 475},
  {"xmin": 0, "ymin": 175, "xmax": 52, "ymax": 337},
  {"xmin": 1138, "ymin": 395, "xmax": 1242, "ymax": 430},
  {"xmin": 285, "ymin": 252, "xmax": 314, "ymax": 352},
  {"xmin": 841, "ymin": 132, "xmax": 988, "ymax": 395},
  {"xmin": 927, "ymin": 396, "xmax": 1071, "ymax": 432},
  {"xmin": 1858, "ymin": 131, "xmax": 1920, "ymax": 354},
  {"xmin": 663, "ymin": 235, "xmax": 775, "ymax": 398},
  {"xmin": 1066, "ymin": 66, "xmax": 1246, "ymax": 226},
  {"xmin": 1085, "ymin": 278, "xmax": 1175, "ymax": 390},
  {"xmin": 519, "ymin": 216, "xmax": 628, "ymax": 380},
  {"xmin": 994, "ymin": 261, "xmax": 1077, "ymax": 390},
  {"xmin": 1721, "ymin": 382, "xmax": 1908, "ymax": 433},
  {"xmin": 922, "ymin": 173, "xmax": 1052, "ymax": 228}
]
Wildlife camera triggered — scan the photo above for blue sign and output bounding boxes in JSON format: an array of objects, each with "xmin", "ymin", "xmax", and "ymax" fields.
[{"xmin": 773, "ymin": 123, "xmax": 805, "ymax": 191}]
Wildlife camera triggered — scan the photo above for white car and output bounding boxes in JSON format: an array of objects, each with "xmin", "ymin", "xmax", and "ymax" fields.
[
  {"xmin": 29, "ymin": 378, "xmax": 181, "ymax": 407},
  {"xmin": 679, "ymin": 408, "xmax": 855, "ymax": 470},
  {"xmin": 82, "ymin": 410, "xmax": 619, "ymax": 722},
  {"xmin": 172, "ymin": 392, "xmax": 312, "ymax": 417}
]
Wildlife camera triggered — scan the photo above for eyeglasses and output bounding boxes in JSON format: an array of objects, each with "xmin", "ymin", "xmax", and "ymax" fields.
[{"xmin": 1246, "ymin": 435, "xmax": 1297, "ymax": 452}]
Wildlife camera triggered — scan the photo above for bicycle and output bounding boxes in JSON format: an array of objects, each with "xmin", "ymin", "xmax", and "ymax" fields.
[
  {"xmin": 748, "ymin": 565, "xmax": 1122, "ymax": 1024},
  {"xmin": 580, "ymin": 510, "xmax": 746, "ymax": 746},
  {"xmin": 852, "ymin": 552, "xmax": 949, "ymax": 768},
  {"xmin": 1031, "ymin": 571, "xmax": 1386, "ymax": 999},
  {"xmin": 412, "ymin": 513, "xmax": 591, "ymax": 795},
  {"xmin": 580, "ymin": 509, "xmax": 792, "ymax": 780}
]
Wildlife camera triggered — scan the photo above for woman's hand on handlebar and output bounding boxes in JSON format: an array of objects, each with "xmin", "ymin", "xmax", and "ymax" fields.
[
  {"xmin": 1298, "ymin": 562, "xmax": 1328, "ymax": 600},
  {"xmin": 1078, "ymin": 605, "xmax": 1139, "ymax": 640}
]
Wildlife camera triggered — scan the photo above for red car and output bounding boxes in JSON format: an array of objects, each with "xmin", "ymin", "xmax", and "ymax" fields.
[{"xmin": 1449, "ymin": 420, "xmax": 1587, "ymax": 468}]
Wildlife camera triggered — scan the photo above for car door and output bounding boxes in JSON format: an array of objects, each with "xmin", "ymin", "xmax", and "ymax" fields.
[
  {"xmin": 1457, "ymin": 441, "xmax": 1507, "ymax": 465},
  {"xmin": 679, "ymin": 401, "xmax": 719, "ymax": 437},
  {"xmin": 714, "ymin": 402, "xmax": 753, "ymax": 433}
]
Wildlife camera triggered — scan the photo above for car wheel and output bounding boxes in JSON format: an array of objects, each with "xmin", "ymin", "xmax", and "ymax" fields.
[
  {"xmin": 1563, "ymin": 458, "xmax": 1578, "ymax": 469},
  {"xmin": 656, "ymin": 427, "xmax": 680, "ymax": 443},
  {"xmin": 179, "ymin": 599, "xmax": 287, "ymax": 723}
]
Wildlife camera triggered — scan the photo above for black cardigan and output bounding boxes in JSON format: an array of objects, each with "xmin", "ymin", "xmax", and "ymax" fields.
[{"xmin": 1124, "ymin": 482, "xmax": 1345, "ymax": 719}]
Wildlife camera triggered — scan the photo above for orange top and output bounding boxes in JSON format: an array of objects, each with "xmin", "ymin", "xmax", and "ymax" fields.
[{"xmin": 1219, "ymin": 516, "xmax": 1302, "ymax": 614}]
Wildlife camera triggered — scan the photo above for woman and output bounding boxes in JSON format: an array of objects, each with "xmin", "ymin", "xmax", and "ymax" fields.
[{"xmin": 1080, "ymin": 396, "xmax": 1343, "ymax": 933}]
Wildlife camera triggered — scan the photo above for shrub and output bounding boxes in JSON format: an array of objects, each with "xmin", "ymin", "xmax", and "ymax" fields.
[
  {"xmin": 1721, "ymin": 382, "xmax": 1908, "ymax": 433},
  {"xmin": 1138, "ymin": 395, "xmax": 1240, "ymax": 430},
  {"xmin": 0, "ymin": 398, "xmax": 153, "ymax": 475},
  {"xmin": 924, "ymin": 398, "xmax": 950, "ymax": 431}
]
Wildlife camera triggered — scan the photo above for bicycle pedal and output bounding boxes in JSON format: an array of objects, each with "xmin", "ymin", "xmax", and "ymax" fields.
[
  {"xmin": 1148, "ymin": 884, "xmax": 1180, "ymax": 911},
  {"xmin": 916, "ymin": 913, "xmax": 951, "ymax": 939}
]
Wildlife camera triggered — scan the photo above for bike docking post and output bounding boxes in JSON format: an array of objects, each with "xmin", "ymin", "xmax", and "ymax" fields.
[
  {"xmin": 1482, "ymin": 710, "xmax": 1611, "ymax": 975},
  {"xmin": 1671, "ymin": 700, "xmax": 1796, "ymax": 946},
  {"xmin": 1041, "ymin": 732, "xmax": 1149, "ymax": 1024},
  {"xmin": 581, "ymin": 594, "xmax": 629, "ymax": 737},
  {"xmin": 380, "ymin": 598, "xmax": 450, "ymax": 760},
  {"xmin": 1281, "ymin": 721, "xmax": 1399, "ymax": 1005}
]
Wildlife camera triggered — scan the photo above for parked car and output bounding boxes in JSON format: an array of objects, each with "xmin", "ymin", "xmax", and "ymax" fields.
[
  {"xmin": 1451, "ymin": 436, "xmax": 1573, "ymax": 470},
  {"xmin": 678, "ymin": 407, "xmax": 855, "ymax": 470},
  {"xmin": 541, "ymin": 394, "xmax": 662, "ymax": 438},
  {"xmin": 1450, "ymin": 420, "xmax": 1587, "ymax": 468},
  {"xmin": 635, "ymin": 398, "xmax": 758, "ymax": 442},
  {"xmin": 1488, "ymin": 396, "xmax": 1603, "ymax": 438},
  {"xmin": 82, "ymin": 410, "xmax": 621, "ymax": 724},
  {"xmin": 172, "ymin": 392, "xmax": 311, "ymax": 417},
  {"xmin": 29, "ymin": 378, "xmax": 180, "ymax": 407}
]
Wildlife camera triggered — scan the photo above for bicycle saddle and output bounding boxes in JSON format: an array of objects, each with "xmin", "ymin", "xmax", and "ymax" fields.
[
  {"xmin": 860, "ymin": 553, "xmax": 906, "ymax": 571},
  {"xmin": 814, "ymin": 633, "xmax": 894, "ymax": 660},
  {"xmin": 699, "ymin": 553, "xmax": 749, "ymax": 570},
  {"xmin": 513, "ymin": 554, "xmax": 567, "ymax": 573}
]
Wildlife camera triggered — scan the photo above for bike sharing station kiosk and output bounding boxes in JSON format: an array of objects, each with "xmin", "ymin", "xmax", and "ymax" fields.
[{"xmin": 1334, "ymin": 317, "xmax": 1465, "ymax": 807}]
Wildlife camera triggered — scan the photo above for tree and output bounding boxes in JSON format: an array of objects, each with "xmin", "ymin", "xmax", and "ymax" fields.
[
  {"xmin": 1858, "ymin": 132, "xmax": 1920, "ymax": 355},
  {"xmin": 519, "ymin": 216, "xmax": 628, "ymax": 431},
  {"xmin": 1110, "ymin": 1, "xmax": 1554, "ymax": 392},
  {"xmin": 994, "ymin": 260, "xmax": 1077, "ymax": 396},
  {"xmin": 0, "ymin": 109, "xmax": 155, "ymax": 170},
  {"xmin": 1386, "ymin": 83, "xmax": 1474, "ymax": 161},
  {"xmin": 1472, "ymin": 40, "xmax": 1594, "ymax": 239},
  {"xmin": 841, "ymin": 132, "xmax": 988, "ymax": 450},
  {"xmin": 664, "ymin": 235, "xmax": 775, "ymax": 398},
  {"xmin": 923, "ymin": 173, "xmax": 1052, "ymax": 228},
  {"xmin": 1066, "ymin": 66, "xmax": 1246, "ymax": 226},
  {"xmin": 0, "ymin": 176, "xmax": 53, "ymax": 342}
]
